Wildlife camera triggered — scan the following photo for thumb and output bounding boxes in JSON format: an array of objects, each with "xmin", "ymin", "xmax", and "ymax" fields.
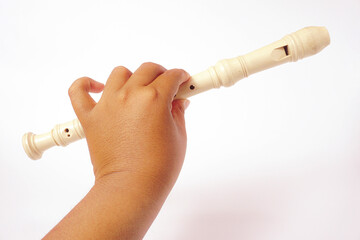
[
  {"xmin": 171, "ymin": 99, "xmax": 190, "ymax": 130},
  {"xmin": 68, "ymin": 77, "xmax": 104, "ymax": 120}
]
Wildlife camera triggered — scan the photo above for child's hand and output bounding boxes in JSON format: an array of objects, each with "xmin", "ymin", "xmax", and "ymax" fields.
[
  {"xmin": 44, "ymin": 63, "xmax": 190, "ymax": 240},
  {"xmin": 68, "ymin": 62, "xmax": 190, "ymax": 188}
]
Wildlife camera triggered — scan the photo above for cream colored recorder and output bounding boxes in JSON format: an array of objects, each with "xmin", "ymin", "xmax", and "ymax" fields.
[{"xmin": 23, "ymin": 26, "xmax": 330, "ymax": 160}]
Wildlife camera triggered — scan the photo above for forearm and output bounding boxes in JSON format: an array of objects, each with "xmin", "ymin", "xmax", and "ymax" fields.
[{"xmin": 44, "ymin": 172, "xmax": 171, "ymax": 240}]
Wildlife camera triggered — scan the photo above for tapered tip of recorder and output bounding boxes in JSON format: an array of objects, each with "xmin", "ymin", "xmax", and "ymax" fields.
[
  {"xmin": 292, "ymin": 26, "xmax": 330, "ymax": 59},
  {"xmin": 22, "ymin": 132, "xmax": 42, "ymax": 160}
]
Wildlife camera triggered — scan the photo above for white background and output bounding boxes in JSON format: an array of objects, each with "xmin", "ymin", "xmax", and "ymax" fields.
[{"xmin": 1, "ymin": 0, "xmax": 360, "ymax": 239}]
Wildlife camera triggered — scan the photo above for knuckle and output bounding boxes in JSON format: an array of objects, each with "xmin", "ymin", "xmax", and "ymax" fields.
[
  {"xmin": 166, "ymin": 68, "xmax": 188, "ymax": 78},
  {"xmin": 113, "ymin": 65, "xmax": 126, "ymax": 71},
  {"xmin": 142, "ymin": 87, "xmax": 159, "ymax": 100},
  {"xmin": 117, "ymin": 88, "xmax": 130, "ymax": 102},
  {"xmin": 141, "ymin": 62, "xmax": 165, "ymax": 72},
  {"xmin": 141, "ymin": 62, "xmax": 156, "ymax": 68},
  {"xmin": 113, "ymin": 66, "xmax": 132, "ymax": 77},
  {"xmin": 68, "ymin": 77, "xmax": 89, "ymax": 97}
]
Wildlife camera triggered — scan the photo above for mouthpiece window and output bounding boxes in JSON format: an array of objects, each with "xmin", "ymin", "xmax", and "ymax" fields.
[
  {"xmin": 271, "ymin": 45, "xmax": 290, "ymax": 60},
  {"xmin": 283, "ymin": 45, "xmax": 289, "ymax": 56}
]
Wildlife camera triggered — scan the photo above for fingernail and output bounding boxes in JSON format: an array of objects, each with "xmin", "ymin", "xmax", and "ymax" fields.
[{"xmin": 184, "ymin": 99, "xmax": 190, "ymax": 110}]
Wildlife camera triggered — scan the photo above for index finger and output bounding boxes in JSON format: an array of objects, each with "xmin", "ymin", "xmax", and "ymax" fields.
[{"xmin": 150, "ymin": 69, "xmax": 190, "ymax": 103}]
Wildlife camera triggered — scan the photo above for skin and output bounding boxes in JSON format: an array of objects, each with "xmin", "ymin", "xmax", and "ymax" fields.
[{"xmin": 43, "ymin": 62, "xmax": 190, "ymax": 240}]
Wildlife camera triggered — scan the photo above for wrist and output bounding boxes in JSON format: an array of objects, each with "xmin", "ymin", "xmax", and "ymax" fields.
[{"xmin": 94, "ymin": 169, "xmax": 174, "ymax": 205}]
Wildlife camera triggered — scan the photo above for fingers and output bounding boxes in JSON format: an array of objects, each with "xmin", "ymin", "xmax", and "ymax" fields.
[
  {"xmin": 171, "ymin": 99, "xmax": 190, "ymax": 132},
  {"xmin": 68, "ymin": 77, "xmax": 104, "ymax": 120},
  {"xmin": 104, "ymin": 66, "xmax": 132, "ymax": 93},
  {"xmin": 150, "ymin": 69, "xmax": 190, "ymax": 103},
  {"xmin": 126, "ymin": 62, "xmax": 166, "ymax": 87}
]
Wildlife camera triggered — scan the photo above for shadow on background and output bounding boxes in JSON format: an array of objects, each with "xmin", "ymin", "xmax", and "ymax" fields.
[{"xmin": 171, "ymin": 177, "xmax": 296, "ymax": 240}]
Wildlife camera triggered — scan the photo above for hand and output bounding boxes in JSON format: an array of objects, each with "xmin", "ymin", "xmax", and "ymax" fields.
[
  {"xmin": 44, "ymin": 63, "xmax": 190, "ymax": 240},
  {"xmin": 68, "ymin": 62, "xmax": 190, "ymax": 188}
]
